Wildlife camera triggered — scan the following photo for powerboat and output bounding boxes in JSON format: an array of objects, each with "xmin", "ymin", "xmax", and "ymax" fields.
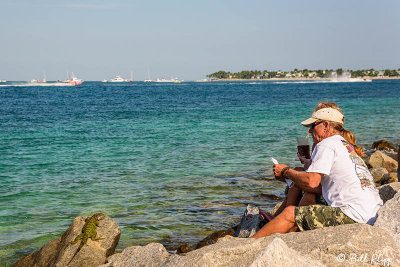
[
  {"xmin": 62, "ymin": 73, "xmax": 83, "ymax": 85},
  {"xmin": 109, "ymin": 76, "xmax": 127, "ymax": 82}
]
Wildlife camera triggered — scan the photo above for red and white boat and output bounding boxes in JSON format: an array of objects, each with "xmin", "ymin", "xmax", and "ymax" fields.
[{"xmin": 63, "ymin": 73, "xmax": 83, "ymax": 86}]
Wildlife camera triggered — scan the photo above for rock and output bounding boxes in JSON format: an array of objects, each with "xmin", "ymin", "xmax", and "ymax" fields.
[
  {"xmin": 12, "ymin": 236, "xmax": 62, "ymax": 267},
  {"xmin": 374, "ymin": 191, "xmax": 400, "ymax": 247},
  {"xmin": 196, "ymin": 227, "xmax": 237, "ymax": 249},
  {"xmin": 260, "ymin": 193, "xmax": 283, "ymax": 200},
  {"xmin": 377, "ymin": 182, "xmax": 400, "ymax": 203},
  {"xmin": 249, "ymin": 237, "xmax": 325, "ymax": 267},
  {"xmin": 281, "ymin": 224, "xmax": 400, "ymax": 266},
  {"xmin": 372, "ymin": 139, "xmax": 397, "ymax": 151},
  {"xmin": 13, "ymin": 214, "xmax": 121, "ymax": 267},
  {"xmin": 162, "ymin": 224, "xmax": 400, "ymax": 267},
  {"xmin": 371, "ymin": 168, "xmax": 389, "ymax": 184},
  {"xmin": 176, "ymin": 243, "xmax": 191, "ymax": 254},
  {"xmin": 369, "ymin": 151, "xmax": 398, "ymax": 172},
  {"xmin": 101, "ymin": 243, "xmax": 170, "ymax": 267},
  {"xmin": 381, "ymin": 172, "xmax": 398, "ymax": 185}
]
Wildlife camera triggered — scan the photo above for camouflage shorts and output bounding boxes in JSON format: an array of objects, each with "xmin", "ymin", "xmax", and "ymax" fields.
[{"xmin": 295, "ymin": 205, "xmax": 356, "ymax": 231}]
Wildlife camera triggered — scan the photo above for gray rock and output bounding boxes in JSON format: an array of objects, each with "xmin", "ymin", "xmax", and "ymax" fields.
[
  {"xmin": 249, "ymin": 237, "xmax": 325, "ymax": 267},
  {"xmin": 164, "ymin": 224, "xmax": 400, "ymax": 267},
  {"xmin": 374, "ymin": 191, "xmax": 400, "ymax": 247},
  {"xmin": 13, "ymin": 214, "xmax": 120, "ymax": 267},
  {"xmin": 369, "ymin": 151, "xmax": 398, "ymax": 172},
  {"xmin": 371, "ymin": 168, "xmax": 389, "ymax": 184},
  {"xmin": 101, "ymin": 243, "xmax": 170, "ymax": 267},
  {"xmin": 377, "ymin": 182, "xmax": 400, "ymax": 203},
  {"xmin": 281, "ymin": 224, "xmax": 400, "ymax": 266}
]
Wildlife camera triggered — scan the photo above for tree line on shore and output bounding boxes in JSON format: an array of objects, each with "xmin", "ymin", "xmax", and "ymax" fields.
[{"xmin": 207, "ymin": 68, "xmax": 400, "ymax": 79}]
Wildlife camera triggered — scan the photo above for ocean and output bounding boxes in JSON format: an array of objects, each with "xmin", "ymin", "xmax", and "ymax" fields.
[{"xmin": 1, "ymin": 80, "xmax": 399, "ymax": 265}]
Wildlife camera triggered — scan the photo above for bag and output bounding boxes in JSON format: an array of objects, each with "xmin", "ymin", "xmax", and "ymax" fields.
[{"xmin": 233, "ymin": 204, "xmax": 273, "ymax": 238}]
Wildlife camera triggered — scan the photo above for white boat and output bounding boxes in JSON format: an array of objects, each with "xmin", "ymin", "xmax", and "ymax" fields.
[
  {"xmin": 109, "ymin": 76, "xmax": 127, "ymax": 82},
  {"xmin": 155, "ymin": 78, "xmax": 182, "ymax": 83},
  {"xmin": 102, "ymin": 79, "xmax": 108, "ymax": 82},
  {"xmin": 0, "ymin": 80, "xmax": 6, "ymax": 82}
]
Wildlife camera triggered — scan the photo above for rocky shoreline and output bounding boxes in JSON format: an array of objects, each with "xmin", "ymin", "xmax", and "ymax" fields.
[{"xmin": 14, "ymin": 140, "xmax": 399, "ymax": 266}]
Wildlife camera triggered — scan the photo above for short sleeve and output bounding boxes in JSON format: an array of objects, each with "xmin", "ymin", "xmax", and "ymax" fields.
[{"xmin": 306, "ymin": 144, "xmax": 335, "ymax": 175}]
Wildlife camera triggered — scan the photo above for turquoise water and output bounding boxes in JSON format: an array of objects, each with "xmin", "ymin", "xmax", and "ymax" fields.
[{"xmin": 1, "ymin": 80, "xmax": 400, "ymax": 265}]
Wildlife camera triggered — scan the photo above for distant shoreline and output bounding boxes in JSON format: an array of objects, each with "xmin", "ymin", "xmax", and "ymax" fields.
[{"xmin": 208, "ymin": 76, "xmax": 400, "ymax": 82}]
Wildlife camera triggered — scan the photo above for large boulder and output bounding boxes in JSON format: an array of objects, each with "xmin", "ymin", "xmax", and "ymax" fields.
[
  {"xmin": 377, "ymin": 182, "xmax": 400, "ymax": 203},
  {"xmin": 110, "ymin": 223, "xmax": 399, "ymax": 267},
  {"xmin": 374, "ymin": 191, "xmax": 400, "ymax": 247},
  {"xmin": 13, "ymin": 214, "xmax": 120, "ymax": 267},
  {"xmin": 101, "ymin": 243, "xmax": 170, "ymax": 267},
  {"xmin": 369, "ymin": 150, "xmax": 398, "ymax": 172},
  {"xmin": 249, "ymin": 237, "xmax": 325, "ymax": 267},
  {"xmin": 281, "ymin": 224, "xmax": 399, "ymax": 266}
]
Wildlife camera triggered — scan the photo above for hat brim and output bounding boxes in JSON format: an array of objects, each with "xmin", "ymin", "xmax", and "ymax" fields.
[{"xmin": 301, "ymin": 117, "xmax": 318, "ymax": 127}]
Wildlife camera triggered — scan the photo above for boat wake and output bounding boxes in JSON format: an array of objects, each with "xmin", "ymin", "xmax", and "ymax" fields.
[{"xmin": 0, "ymin": 82, "xmax": 75, "ymax": 87}]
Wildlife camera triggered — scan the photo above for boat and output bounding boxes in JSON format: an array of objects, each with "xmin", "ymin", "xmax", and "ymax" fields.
[
  {"xmin": 144, "ymin": 69, "xmax": 154, "ymax": 82},
  {"xmin": 67, "ymin": 75, "xmax": 84, "ymax": 85},
  {"xmin": 62, "ymin": 73, "xmax": 83, "ymax": 85},
  {"xmin": 102, "ymin": 79, "xmax": 108, "ymax": 82},
  {"xmin": 30, "ymin": 79, "xmax": 45, "ymax": 83},
  {"xmin": 109, "ymin": 76, "xmax": 127, "ymax": 82},
  {"xmin": 155, "ymin": 78, "xmax": 182, "ymax": 83},
  {"xmin": 0, "ymin": 80, "xmax": 6, "ymax": 83}
]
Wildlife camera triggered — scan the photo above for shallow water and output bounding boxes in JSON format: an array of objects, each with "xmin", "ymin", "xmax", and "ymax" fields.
[{"xmin": 1, "ymin": 80, "xmax": 400, "ymax": 264}]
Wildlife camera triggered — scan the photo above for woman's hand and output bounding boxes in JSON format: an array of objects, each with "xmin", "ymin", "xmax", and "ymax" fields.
[
  {"xmin": 297, "ymin": 152, "xmax": 309, "ymax": 164},
  {"xmin": 273, "ymin": 164, "xmax": 288, "ymax": 182},
  {"xmin": 297, "ymin": 152, "xmax": 312, "ymax": 170}
]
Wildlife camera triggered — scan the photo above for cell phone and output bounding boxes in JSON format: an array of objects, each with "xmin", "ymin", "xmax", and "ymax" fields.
[{"xmin": 271, "ymin": 158, "xmax": 294, "ymax": 187}]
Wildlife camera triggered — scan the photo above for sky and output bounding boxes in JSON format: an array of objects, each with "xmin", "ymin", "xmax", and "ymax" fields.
[{"xmin": 0, "ymin": 0, "xmax": 399, "ymax": 81}]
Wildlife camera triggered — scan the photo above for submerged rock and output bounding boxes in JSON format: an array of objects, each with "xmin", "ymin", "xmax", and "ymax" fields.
[
  {"xmin": 372, "ymin": 139, "xmax": 397, "ymax": 152},
  {"xmin": 196, "ymin": 227, "xmax": 237, "ymax": 249}
]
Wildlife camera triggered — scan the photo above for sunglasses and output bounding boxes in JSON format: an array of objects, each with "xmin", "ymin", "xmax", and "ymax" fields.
[{"xmin": 310, "ymin": 120, "xmax": 325, "ymax": 129}]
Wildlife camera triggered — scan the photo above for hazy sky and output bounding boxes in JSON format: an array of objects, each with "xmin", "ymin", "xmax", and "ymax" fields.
[{"xmin": 1, "ymin": 0, "xmax": 399, "ymax": 81}]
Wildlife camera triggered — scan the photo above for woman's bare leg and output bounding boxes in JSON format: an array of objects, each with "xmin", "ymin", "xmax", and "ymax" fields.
[{"xmin": 273, "ymin": 186, "xmax": 301, "ymax": 217}]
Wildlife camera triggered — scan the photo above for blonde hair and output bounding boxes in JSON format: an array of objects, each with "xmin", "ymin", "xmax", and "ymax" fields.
[{"xmin": 313, "ymin": 102, "xmax": 366, "ymax": 157}]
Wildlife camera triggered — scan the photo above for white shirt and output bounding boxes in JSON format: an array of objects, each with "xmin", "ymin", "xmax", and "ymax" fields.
[{"xmin": 306, "ymin": 135, "xmax": 383, "ymax": 224}]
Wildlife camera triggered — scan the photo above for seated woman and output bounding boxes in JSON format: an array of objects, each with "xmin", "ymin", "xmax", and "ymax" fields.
[{"xmin": 253, "ymin": 102, "xmax": 382, "ymax": 238}]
